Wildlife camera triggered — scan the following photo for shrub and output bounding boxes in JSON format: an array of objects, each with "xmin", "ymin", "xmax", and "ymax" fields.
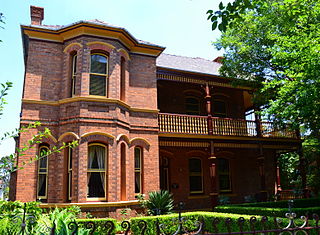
[
  {"xmin": 129, "ymin": 212, "xmax": 298, "ymax": 235},
  {"xmin": 214, "ymin": 205, "xmax": 320, "ymax": 218},
  {"xmin": 228, "ymin": 197, "xmax": 320, "ymax": 209},
  {"xmin": 140, "ymin": 190, "xmax": 174, "ymax": 215},
  {"xmin": 0, "ymin": 200, "xmax": 42, "ymax": 219}
]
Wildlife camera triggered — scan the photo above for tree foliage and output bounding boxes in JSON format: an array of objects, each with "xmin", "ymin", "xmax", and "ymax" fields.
[
  {"xmin": 0, "ymin": 82, "xmax": 78, "ymax": 198},
  {"xmin": 208, "ymin": 0, "xmax": 320, "ymax": 136}
]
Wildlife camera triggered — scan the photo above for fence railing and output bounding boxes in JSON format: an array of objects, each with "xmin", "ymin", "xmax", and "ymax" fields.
[
  {"xmin": 7, "ymin": 203, "xmax": 320, "ymax": 235},
  {"xmin": 159, "ymin": 113, "xmax": 298, "ymax": 139},
  {"xmin": 278, "ymin": 190, "xmax": 304, "ymax": 200}
]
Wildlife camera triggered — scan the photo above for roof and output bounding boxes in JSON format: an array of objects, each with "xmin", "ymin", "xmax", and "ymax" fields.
[
  {"xmin": 22, "ymin": 19, "xmax": 163, "ymax": 48},
  {"xmin": 156, "ymin": 53, "xmax": 222, "ymax": 76}
]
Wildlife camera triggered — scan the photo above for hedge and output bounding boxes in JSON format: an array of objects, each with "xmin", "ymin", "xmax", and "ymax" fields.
[
  {"xmin": 130, "ymin": 212, "xmax": 294, "ymax": 235},
  {"xmin": 214, "ymin": 206, "xmax": 320, "ymax": 218},
  {"xmin": 227, "ymin": 197, "xmax": 320, "ymax": 209}
]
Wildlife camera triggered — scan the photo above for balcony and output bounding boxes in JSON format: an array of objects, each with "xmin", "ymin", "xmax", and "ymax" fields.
[{"xmin": 158, "ymin": 113, "xmax": 297, "ymax": 139}]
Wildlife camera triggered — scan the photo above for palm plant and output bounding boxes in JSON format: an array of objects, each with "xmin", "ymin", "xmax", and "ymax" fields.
[{"xmin": 145, "ymin": 190, "xmax": 174, "ymax": 215}]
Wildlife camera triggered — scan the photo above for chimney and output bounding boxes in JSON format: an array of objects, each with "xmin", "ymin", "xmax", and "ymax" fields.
[
  {"xmin": 30, "ymin": 6, "xmax": 44, "ymax": 25},
  {"xmin": 213, "ymin": 56, "xmax": 224, "ymax": 64}
]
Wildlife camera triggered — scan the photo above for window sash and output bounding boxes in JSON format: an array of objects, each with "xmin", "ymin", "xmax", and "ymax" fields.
[
  {"xmin": 89, "ymin": 53, "xmax": 108, "ymax": 96},
  {"xmin": 71, "ymin": 54, "xmax": 77, "ymax": 96},
  {"xmin": 134, "ymin": 147, "xmax": 142, "ymax": 194},
  {"xmin": 37, "ymin": 146, "xmax": 49, "ymax": 199},
  {"xmin": 218, "ymin": 158, "xmax": 232, "ymax": 192},
  {"xmin": 67, "ymin": 147, "xmax": 72, "ymax": 201},
  {"xmin": 87, "ymin": 144, "xmax": 107, "ymax": 200},
  {"xmin": 189, "ymin": 158, "xmax": 203, "ymax": 194}
]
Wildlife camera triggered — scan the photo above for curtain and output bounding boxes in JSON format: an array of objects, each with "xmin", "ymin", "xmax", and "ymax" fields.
[
  {"xmin": 38, "ymin": 174, "xmax": 46, "ymax": 196},
  {"xmin": 96, "ymin": 146, "xmax": 105, "ymax": 192},
  {"xmin": 87, "ymin": 146, "xmax": 95, "ymax": 188}
]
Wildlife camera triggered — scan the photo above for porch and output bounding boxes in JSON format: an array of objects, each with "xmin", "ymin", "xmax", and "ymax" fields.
[{"xmin": 158, "ymin": 113, "xmax": 297, "ymax": 139}]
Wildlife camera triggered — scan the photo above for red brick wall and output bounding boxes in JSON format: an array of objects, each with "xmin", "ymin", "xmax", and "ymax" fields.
[
  {"xmin": 159, "ymin": 145, "xmax": 276, "ymax": 209},
  {"xmin": 12, "ymin": 34, "xmax": 159, "ymax": 203}
]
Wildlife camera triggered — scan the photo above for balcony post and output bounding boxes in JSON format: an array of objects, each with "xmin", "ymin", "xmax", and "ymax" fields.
[
  {"xmin": 208, "ymin": 141, "xmax": 218, "ymax": 207},
  {"xmin": 296, "ymin": 130, "xmax": 308, "ymax": 197},
  {"xmin": 204, "ymin": 83, "xmax": 213, "ymax": 135},
  {"xmin": 276, "ymin": 153, "xmax": 282, "ymax": 192},
  {"xmin": 257, "ymin": 144, "xmax": 267, "ymax": 201},
  {"xmin": 254, "ymin": 107, "xmax": 262, "ymax": 137}
]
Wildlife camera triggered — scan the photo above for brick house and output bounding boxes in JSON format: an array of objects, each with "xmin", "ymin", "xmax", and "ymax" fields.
[{"xmin": 10, "ymin": 6, "xmax": 301, "ymax": 214}]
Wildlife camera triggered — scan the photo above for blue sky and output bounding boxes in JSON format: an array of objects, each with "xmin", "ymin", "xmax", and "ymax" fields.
[{"xmin": 0, "ymin": 0, "xmax": 227, "ymax": 157}]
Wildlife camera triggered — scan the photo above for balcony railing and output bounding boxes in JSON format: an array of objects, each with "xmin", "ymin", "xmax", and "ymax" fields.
[{"xmin": 158, "ymin": 113, "xmax": 297, "ymax": 139}]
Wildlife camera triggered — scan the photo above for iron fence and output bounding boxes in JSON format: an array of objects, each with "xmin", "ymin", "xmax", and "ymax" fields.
[{"xmin": 3, "ymin": 202, "xmax": 320, "ymax": 235}]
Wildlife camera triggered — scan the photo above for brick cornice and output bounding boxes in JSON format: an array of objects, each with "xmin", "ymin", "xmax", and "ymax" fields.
[{"xmin": 22, "ymin": 97, "xmax": 159, "ymax": 114}]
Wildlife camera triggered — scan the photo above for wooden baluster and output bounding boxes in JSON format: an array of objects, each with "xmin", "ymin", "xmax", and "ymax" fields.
[
  {"xmin": 171, "ymin": 115, "xmax": 174, "ymax": 133},
  {"xmin": 182, "ymin": 116, "xmax": 185, "ymax": 133}
]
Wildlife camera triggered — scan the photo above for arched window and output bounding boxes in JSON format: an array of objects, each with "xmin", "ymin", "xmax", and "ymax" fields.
[
  {"xmin": 87, "ymin": 143, "xmax": 107, "ymax": 200},
  {"xmin": 37, "ymin": 145, "xmax": 49, "ymax": 200},
  {"xmin": 218, "ymin": 158, "xmax": 232, "ymax": 192},
  {"xmin": 213, "ymin": 99, "xmax": 227, "ymax": 118},
  {"xmin": 70, "ymin": 53, "xmax": 77, "ymax": 97},
  {"xmin": 120, "ymin": 57, "xmax": 126, "ymax": 101},
  {"xmin": 120, "ymin": 143, "xmax": 126, "ymax": 201},
  {"xmin": 185, "ymin": 96, "xmax": 200, "ymax": 115},
  {"xmin": 89, "ymin": 53, "xmax": 108, "ymax": 96},
  {"xmin": 67, "ymin": 146, "xmax": 73, "ymax": 201},
  {"xmin": 189, "ymin": 158, "xmax": 203, "ymax": 194},
  {"xmin": 134, "ymin": 147, "xmax": 143, "ymax": 194}
]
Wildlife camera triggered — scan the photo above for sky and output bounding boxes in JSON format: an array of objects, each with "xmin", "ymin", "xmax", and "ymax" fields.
[{"xmin": 0, "ymin": 0, "xmax": 227, "ymax": 157}]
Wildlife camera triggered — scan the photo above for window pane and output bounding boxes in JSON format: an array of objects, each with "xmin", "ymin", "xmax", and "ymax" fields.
[
  {"xmin": 186, "ymin": 97, "xmax": 200, "ymax": 115},
  {"xmin": 190, "ymin": 176, "xmax": 202, "ymax": 192},
  {"xmin": 68, "ymin": 172, "xmax": 72, "ymax": 199},
  {"xmin": 88, "ymin": 145, "xmax": 105, "ymax": 169},
  {"xmin": 213, "ymin": 100, "xmax": 226, "ymax": 117},
  {"xmin": 90, "ymin": 74, "xmax": 106, "ymax": 96},
  {"xmin": 39, "ymin": 156, "xmax": 47, "ymax": 169},
  {"xmin": 68, "ymin": 148, "xmax": 72, "ymax": 169},
  {"xmin": 87, "ymin": 172, "xmax": 105, "ymax": 197},
  {"xmin": 189, "ymin": 159, "xmax": 201, "ymax": 173},
  {"xmin": 219, "ymin": 175, "xmax": 231, "ymax": 190},
  {"xmin": 135, "ymin": 172, "xmax": 141, "ymax": 193},
  {"xmin": 134, "ymin": 148, "xmax": 141, "ymax": 169},
  {"xmin": 38, "ymin": 174, "xmax": 47, "ymax": 197},
  {"xmin": 91, "ymin": 54, "xmax": 107, "ymax": 74},
  {"xmin": 73, "ymin": 55, "xmax": 77, "ymax": 73},
  {"xmin": 218, "ymin": 158, "xmax": 229, "ymax": 173}
]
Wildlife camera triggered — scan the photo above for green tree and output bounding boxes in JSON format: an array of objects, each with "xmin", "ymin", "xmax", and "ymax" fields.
[
  {"xmin": 0, "ymin": 82, "xmax": 78, "ymax": 199},
  {"xmin": 208, "ymin": 0, "xmax": 320, "ymax": 136},
  {"xmin": 207, "ymin": 0, "xmax": 320, "ymax": 194}
]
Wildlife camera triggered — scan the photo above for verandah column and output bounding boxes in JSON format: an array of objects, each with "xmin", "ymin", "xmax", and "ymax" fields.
[
  {"xmin": 257, "ymin": 143, "xmax": 267, "ymax": 201},
  {"xmin": 254, "ymin": 106, "xmax": 262, "ymax": 137},
  {"xmin": 208, "ymin": 141, "xmax": 218, "ymax": 207},
  {"xmin": 204, "ymin": 83, "xmax": 213, "ymax": 135},
  {"xmin": 276, "ymin": 152, "xmax": 282, "ymax": 193}
]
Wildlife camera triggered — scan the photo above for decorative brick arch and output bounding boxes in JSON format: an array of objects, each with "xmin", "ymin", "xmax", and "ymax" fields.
[
  {"xmin": 116, "ymin": 134, "xmax": 130, "ymax": 145},
  {"xmin": 63, "ymin": 42, "xmax": 82, "ymax": 54},
  {"xmin": 80, "ymin": 131, "xmax": 115, "ymax": 145},
  {"xmin": 118, "ymin": 48, "xmax": 131, "ymax": 61},
  {"xmin": 40, "ymin": 134, "xmax": 58, "ymax": 146},
  {"xmin": 129, "ymin": 137, "xmax": 150, "ymax": 151},
  {"xmin": 58, "ymin": 132, "xmax": 80, "ymax": 143},
  {"xmin": 86, "ymin": 41, "xmax": 115, "ymax": 53}
]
